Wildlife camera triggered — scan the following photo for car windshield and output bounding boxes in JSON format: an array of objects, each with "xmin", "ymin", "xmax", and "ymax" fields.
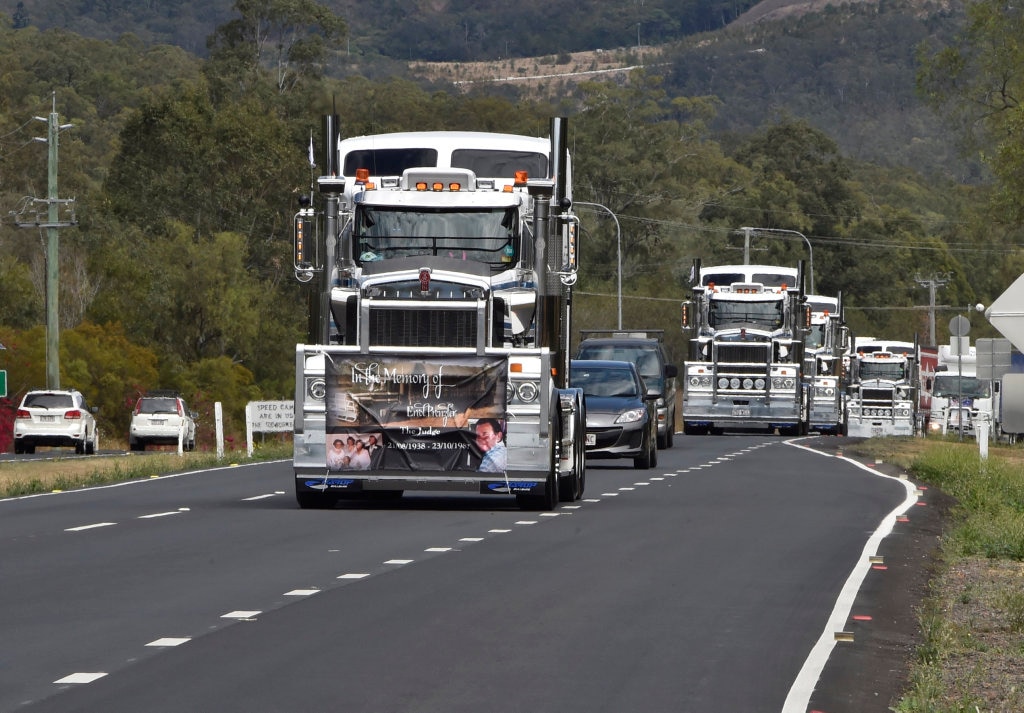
[
  {"xmin": 23, "ymin": 393, "xmax": 73, "ymax": 409},
  {"xmin": 572, "ymin": 367, "xmax": 639, "ymax": 398},
  {"xmin": 576, "ymin": 345, "xmax": 662, "ymax": 385},
  {"xmin": 139, "ymin": 398, "xmax": 179, "ymax": 414}
]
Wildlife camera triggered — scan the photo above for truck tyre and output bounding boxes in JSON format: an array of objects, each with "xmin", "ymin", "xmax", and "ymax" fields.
[
  {"xmin": 296, "ymin": 489, "xmax": 337, "ymax": 509},
  {"xmin": 558, "ymin": 395, "xmax": 586, "ymax": 502}
]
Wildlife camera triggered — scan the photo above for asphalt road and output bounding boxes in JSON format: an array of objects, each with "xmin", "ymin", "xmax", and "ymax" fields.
[{"xmin": 0, "ymin": 434, "xmax": 919, "ymax": 713}]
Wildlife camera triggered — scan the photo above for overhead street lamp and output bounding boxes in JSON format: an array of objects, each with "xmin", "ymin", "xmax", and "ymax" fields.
[
  {"xmin": 742, "ymin": 226, "xmax": 814, "ymax": 294},
  {"xmin": 576, "ymin": 202, "xmax": 622, "ymax": 329}
]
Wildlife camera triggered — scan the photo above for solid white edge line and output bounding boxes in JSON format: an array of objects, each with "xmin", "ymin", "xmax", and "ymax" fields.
[{"xmin": 780, "ymin": 439, "xmax": 918, "ymax": 713}]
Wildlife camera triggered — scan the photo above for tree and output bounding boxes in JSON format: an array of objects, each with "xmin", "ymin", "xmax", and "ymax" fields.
[
  {"xmin": 918, "ymin": 0, "xmax": 1024, "ymax": 223},
  {"xmin": 205, "ymin": 0, "xmax": 346, "ymax": 97}
]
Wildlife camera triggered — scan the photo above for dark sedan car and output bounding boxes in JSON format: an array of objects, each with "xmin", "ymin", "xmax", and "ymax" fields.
[{"xmin": 570, "ymin": 359, "xmax": 659, "ymax": 469}]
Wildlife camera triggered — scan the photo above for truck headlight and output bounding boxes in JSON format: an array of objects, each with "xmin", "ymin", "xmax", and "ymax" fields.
[{"xmin": 306, "ymin": 378, "xmax": 326, "ymax": 401}]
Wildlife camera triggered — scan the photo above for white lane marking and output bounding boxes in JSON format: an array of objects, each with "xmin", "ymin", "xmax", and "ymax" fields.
[
  {"xmin": 65, "ymin": 522, "xmax": 116, "ymax": 532},
  {"xmin": 650, "ymin": 477, "xmax": 665, "ymax": 481},
  {"xmin": 138, "ymin": 511, "xmax": 182, "ymax": 519},
  {"xmin": 540, "ymin": 512, "xmax": 562, "ymax": 517},
  {"xmin": 561, "ymin": 505, "xmax": 581, "ymax": 509},
  {"xmin": 514, "ymin": 520, "xmax": 537, "ymax": 525},
  {"xmin": 221, "ymin": 610, "xmax": 261, "ymax": 619},
  {"xmin": 488, "ymin": 529, "xmax": 511, "ymax": 533},
  {"xmin": 781, "ymin": 441, "xmax": 919, "ymax": 713},
  {"xmin": 55, "ymin": 672, "xmax": 107, "ymax": 684},
  {"xmin": 284, "ymin": 589, "xmax": 320, "ymax": 596},
  {"xmin": 384, "ymin": 559, "xmax": 413, "ymax": 565},
  {"xmin": 146, "ymin": 638, "xmax": 190, "ymax": 647},
  {"xmin": 425, "ymin": 547, "xmax": 451, "ymax": 552},
  {"xmin": 600, "ymin": 492, "xmax": 618, "ymax": 496},
  {"xmin": 242, "ymin": 493, "xmax": 278, "ymax": 501},
  {"xmin": 338, "ymin": 573, "xmax": 370, "ymax": 580},
  {"xmin": 583, "ymin": 498, "xmax": 601, "ymax": 502},
  {"xmin": 619, "ymin": 487, "xmax": 635, "ymax": 491},
  {"xmin": 634, "ymin": 482, "xmax": 650, "ymax": 486},
  {"xmin": 459, "ymin": 537, "xmax": 484, "ymax": 542}
]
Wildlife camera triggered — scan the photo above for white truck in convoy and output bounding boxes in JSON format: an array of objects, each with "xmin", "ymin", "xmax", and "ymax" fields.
[
  {"xmin": 845, "ymin": 338, "xmax": 918, "ymax": 437},
  {"xmin": 803, "ymin": 294, "xmax": 848, "ymax": 434},
  {"xmin": 927, "ymin": 342, "xmax": 993, "ymax": 436},
  {"xmin": 290, "ymin": 117, "xmax": 586, "ymax": 510},
  {"xmin": 680, "ymin": 262, "xmax": 809, "ymax": 435}
]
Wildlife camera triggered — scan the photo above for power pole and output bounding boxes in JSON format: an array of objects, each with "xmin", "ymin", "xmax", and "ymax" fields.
[
  {"xmin": 914, "ymin": 273, "xmax": 950, "ymax": 347},
  {"xmin": 11, "ymin": 92, "xmax": 76, "ymax": 389}
]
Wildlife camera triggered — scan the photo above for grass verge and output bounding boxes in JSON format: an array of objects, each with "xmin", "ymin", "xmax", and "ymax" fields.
[
  {"xmin": 849, "ymin": 437, "xmax": 1024, "ymax": 712},
  {"xmin": 0, "ymin": 443, "xmax": 292, "ymax": 499}
]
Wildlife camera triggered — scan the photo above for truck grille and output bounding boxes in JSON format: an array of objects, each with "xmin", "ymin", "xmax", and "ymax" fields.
[
  {"xmin": 369, "ymin": 308, "xmax": 476, "ymax": 348},
  {"xmin": 714, "ymin": 343, "xmax": 771, "ymax": 377},
  {"xmin": 716, "ymin": 343, "xmax": 770, "ymax": 365},
  {"xmin": 861, "ymin": 388, "xmax": 895, "ymax": 405}
]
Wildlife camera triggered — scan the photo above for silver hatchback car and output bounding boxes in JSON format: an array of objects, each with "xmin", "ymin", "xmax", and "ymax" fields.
[{"xmin": 13, "ymin": 389, "xmax": 99, "ymax": 455}]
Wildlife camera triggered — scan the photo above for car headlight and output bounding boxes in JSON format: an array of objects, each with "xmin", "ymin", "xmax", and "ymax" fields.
[
  {"xmin": 730, "ymin": 378, "xmax": 741, "ymax": 389},
  {"xmin": 718, "ymin": 377, "xmax": 730, "ymax": 389},
  {"xmin": 742, "ymin": 378, "xmax": 754, "ymax": 390},
  {"xmin": 754, "ymin": 378, "xmax": 766, "ymax": 390},
  {"xmin": 517, "ymin": 381, "xmax": 539, "ymax": 403},
  {"xmin": 615, "ymin": 408, "xmax": 646, "ymax": 424}
]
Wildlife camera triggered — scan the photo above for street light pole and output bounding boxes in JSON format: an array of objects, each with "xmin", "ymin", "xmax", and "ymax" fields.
[
  {"xmin": 743, "ymin": 227, "xmax": 814, "ymax": 293},
  {"xmin": 576, "ymin": 202, "xmax": 622, "ymax": 329}
]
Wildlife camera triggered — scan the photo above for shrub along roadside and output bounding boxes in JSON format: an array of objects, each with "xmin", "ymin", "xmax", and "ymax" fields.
[
  {"xmin": 0, "ymin": 443, "xmax": 292, "ymax": 499},
  {"xmin": 883, "ymin": 441, "xmax": 1024, "ymax": 712}
]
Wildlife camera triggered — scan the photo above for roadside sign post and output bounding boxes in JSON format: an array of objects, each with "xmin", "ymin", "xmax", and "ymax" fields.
[
  {"xmin": 245, "ymin": 400, "xmax": 294, "ymax": 456},
  {"xmin": 0, "ymin": 370, "xmax": 6, "ymax": 398}
]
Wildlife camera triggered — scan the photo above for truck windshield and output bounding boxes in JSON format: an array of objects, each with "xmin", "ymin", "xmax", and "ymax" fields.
[
  {"xmin": 708, "ymin": 299, "xmax": 784, "ymax": 330},
  {"xmin": 804, "ymin": 324, "xmax": 825, "ymax": 349},
  {"xmin": 933, "ymin": 374, "xmax": 990, "ymax": 398},
  {"xmin": 355, "ymin": 206, "xmax": 517, "ymax": 269},
  {"xmin": 860, "ymin": 361, "xmax": 907, "ymax": 381}
]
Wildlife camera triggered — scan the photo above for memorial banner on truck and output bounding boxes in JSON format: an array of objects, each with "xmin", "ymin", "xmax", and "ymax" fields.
[{"xmin": 325, "ymin": 355, "xmax": 507, "ymax": 473}]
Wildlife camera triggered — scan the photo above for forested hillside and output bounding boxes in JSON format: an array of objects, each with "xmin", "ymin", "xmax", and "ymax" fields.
[
  {"xmin": 0, "ymin": 0, "xmax": 760, "ymax": 60},
  {"xmin": 1, "ymin": 0, "xmax": 1022, "ymax": 450}
]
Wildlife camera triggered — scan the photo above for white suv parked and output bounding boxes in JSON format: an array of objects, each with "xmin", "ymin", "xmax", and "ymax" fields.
[
  {"xmin": 129, "ymin": 392, "xmax": 197, "ymax": 451},
  {"xmin": 14, "ymin": 389, "xmax": 99, "ymax": 455}
]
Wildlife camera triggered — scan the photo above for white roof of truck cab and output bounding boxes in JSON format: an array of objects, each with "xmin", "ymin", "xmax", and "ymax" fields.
[{"xmin": 700, "ymin": 264, "xmax": 799, "ymax": 288}]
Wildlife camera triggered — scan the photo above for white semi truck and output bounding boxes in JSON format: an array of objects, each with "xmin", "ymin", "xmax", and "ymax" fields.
[
  {"xmin": 845, "ymin": 338, "xmax": 918, "ymax": 438},
  {"xmin": 290, "ymin": 117, "xmax": 586, "ymax": 510},
  {"xmin": 803, "ymin": 294, "xmax": 848, "ymax": 434},
  {"xmin": 680, "ymin": 261, "xmax": 809, "ymax": 435},
  {"xmin": 928, "ymin": 342, "xmax": 993, "ymax": 436}
]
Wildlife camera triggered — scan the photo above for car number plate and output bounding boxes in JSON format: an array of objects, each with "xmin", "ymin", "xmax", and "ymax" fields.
[
  {"xmin": 40, "ymin": 415, "xmax": 56, "ymax": 422},
  {"xmin": 731, "ymin": 407, "xmax": 751, "ymax": 417},
  {"xmin": 871, "ymin": 427, "xmax": 884, "ymax": 437},
  {"xmin": 151, "ymin": 419, "xmax": 166, "ymax": 425},
  {"xmin": 585, "ymin": 434, "xmax": 596, "ymax": 446}
]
